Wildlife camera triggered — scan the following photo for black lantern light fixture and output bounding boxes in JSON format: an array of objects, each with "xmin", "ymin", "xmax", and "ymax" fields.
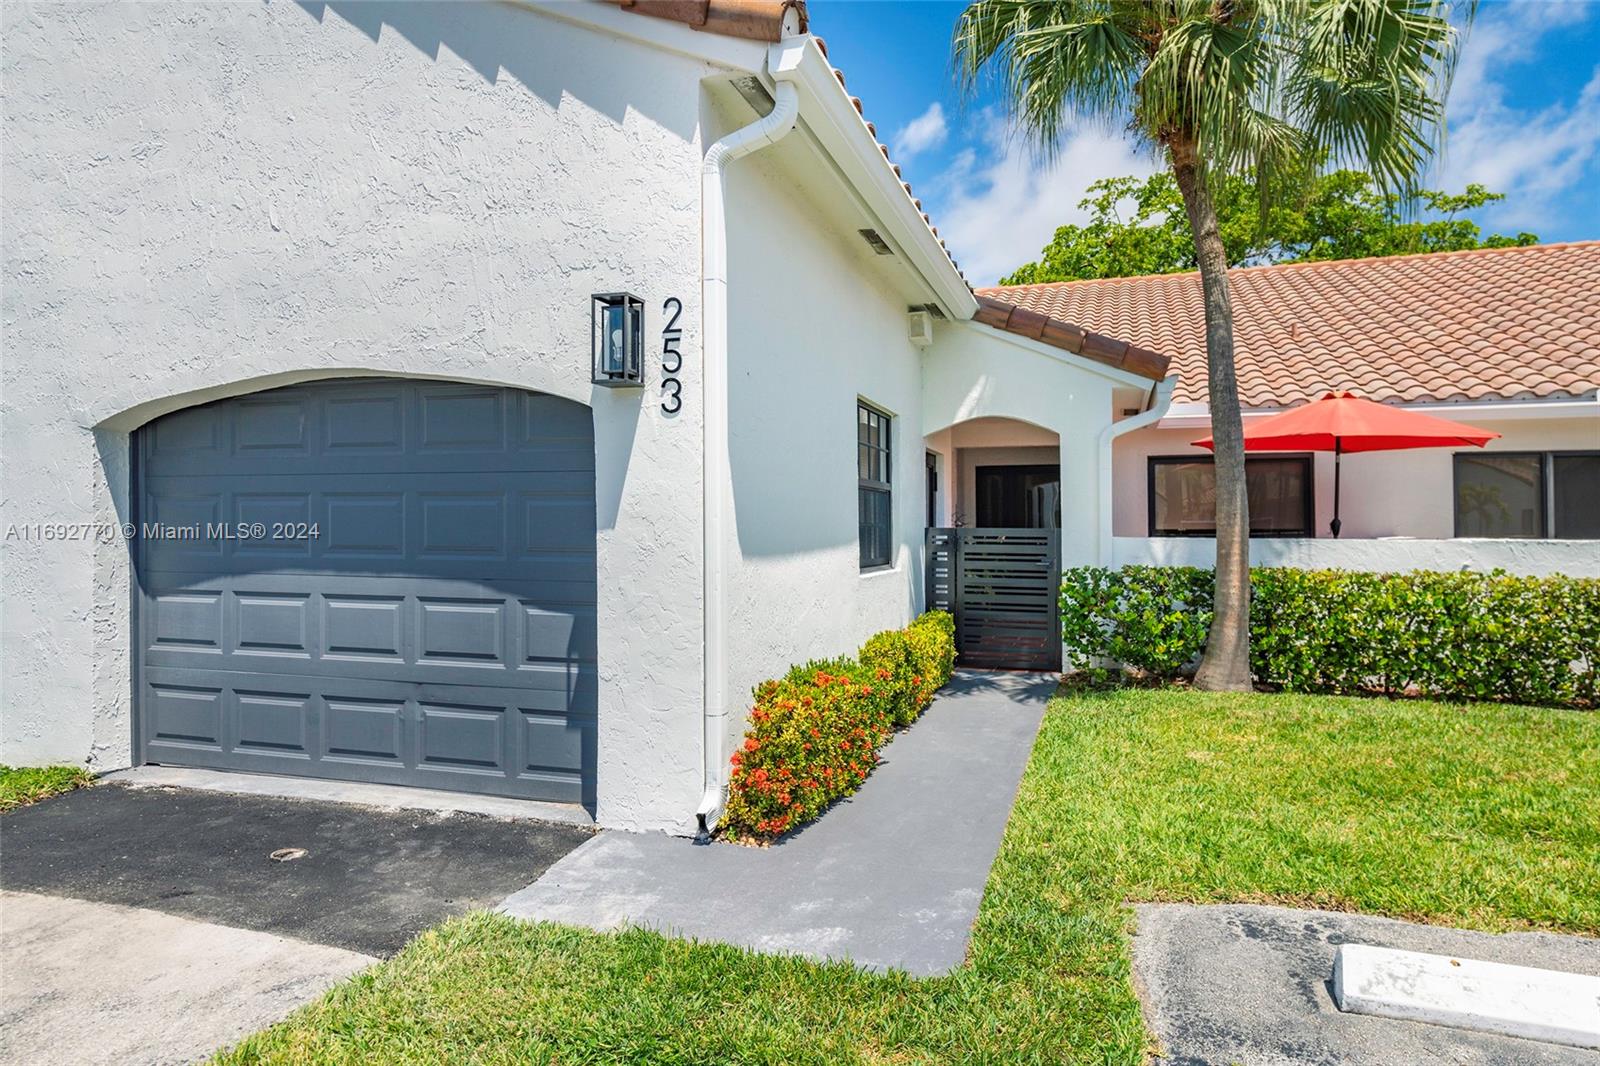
[{"xmin": 591, "ymin": 292, "xmax": 645, "ymax": 387}]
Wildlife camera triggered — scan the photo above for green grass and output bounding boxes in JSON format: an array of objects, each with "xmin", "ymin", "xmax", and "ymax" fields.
[
  {"xmin": 218, "ymin": 689, "xmax": 1600, "ymax": 1065},
  {"xmin": 0, "ymin": 764, "xmax": 93, "ymax": 812}
]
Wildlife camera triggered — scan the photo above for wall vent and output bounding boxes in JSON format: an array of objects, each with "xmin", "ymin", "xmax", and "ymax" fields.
[{"xmin": 858, "ymin": 229, "xmax": 894, "ymax": 255}]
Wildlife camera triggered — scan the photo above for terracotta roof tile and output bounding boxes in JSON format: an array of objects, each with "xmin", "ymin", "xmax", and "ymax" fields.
[
  {"xmin": 981, "ymin": 243, "xmax": 1600, "ymax": 408},
  {"xmin": 609, "ymin": 0, "xmax": 806, "ymax": 42},
  {"xmin": 973, "ymin": 295, "xmax": 1171, "ymax": 380}
]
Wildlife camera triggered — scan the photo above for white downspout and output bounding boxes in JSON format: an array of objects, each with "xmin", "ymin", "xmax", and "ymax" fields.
[
  {"xmin": 696, "ymin": 75, "xmax": 800, "ymax": 841},
  {"xmin": 1098, "ymin": 374, "xmax": 1178, "ymax": 565}
]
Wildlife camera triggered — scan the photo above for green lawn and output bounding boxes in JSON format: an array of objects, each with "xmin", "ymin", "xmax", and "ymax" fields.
[
  {"xmin": 219, "ymin": 689, "xmax": 1600, "ymax": 1065},
  {"xmin": 0, "ymin": 764, "xmax": 93, "ymax": 812}
]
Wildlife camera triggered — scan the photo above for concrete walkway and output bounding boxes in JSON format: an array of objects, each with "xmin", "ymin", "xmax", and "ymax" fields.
[
  {"xmin": 1132, "ymin": 903, "xmax": 1600, "ymax": 1066},
  {"xmin": 500, "ymin": 669, "xmax": 1054, "ymax": 976},
  {"xmin": 1, "ymin": 890, "xmax": 373, "ymax": 1066}
]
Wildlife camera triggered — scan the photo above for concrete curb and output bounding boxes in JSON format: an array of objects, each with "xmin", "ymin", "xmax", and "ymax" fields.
[{"xmin": 1334, "ymin": 944, "xmax": 1600, "ymax": 1049}]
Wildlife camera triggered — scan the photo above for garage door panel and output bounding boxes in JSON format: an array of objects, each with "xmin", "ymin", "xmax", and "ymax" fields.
[
  {"xmin": 323, "ymin": 594, "xmax": 404, "ymax": 661},
  {"xmin": 234, "ymin": 396, "xmax": 311, "ymax": 456},
  {"xmin": 137, "ymin": 379, "xmax": 598, "ymax": 804},
  {"xmin": 145, "ymin": 682, "xmax": 225, "ymax": 750},
  {"xmin": 235, "ymin": 592, "xmax": 313, "ymax": 657},
  {"xmin": 149, "ymin": 590, "xmax": 224, "ymax": 653},
  {"xmin": 141, "ymin": 669, "xmax": 597, "ymax": 801},
  {"xmin": 323, "ymin": 694, "xmax": 407, "ymax": 765},
  {"xmin": 142, "ymin": 381, "xmax": 594, "ymax": 477},
  {"xmin": 235, "ymin": 689, "xmax": 312, "ymax": 755},
  {"xmin": 141, "ymin": 474, "xmax": 595, "ymax": 581},
  {"xmin": 144, "ymin": 591, "xmax": 596, "ymax": 696}
]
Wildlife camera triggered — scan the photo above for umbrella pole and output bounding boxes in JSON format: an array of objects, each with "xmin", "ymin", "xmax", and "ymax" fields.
[{"xmin": 1330, "ymin": 440, "xmax": 1342, "ymax": 538}]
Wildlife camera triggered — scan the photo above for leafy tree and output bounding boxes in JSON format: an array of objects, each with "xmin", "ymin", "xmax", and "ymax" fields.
[
  {"xmin": 955, "ymin": 0, "xmax": 1473, "ymax": 691},
  {"xmin": 1002, "ymin": 171, "xmax": 1537, "ymax": 284}
]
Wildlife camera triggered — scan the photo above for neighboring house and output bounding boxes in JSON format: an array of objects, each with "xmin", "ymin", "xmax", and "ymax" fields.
[
  {"xmin": 981, "ymin": 242, "xmax": 1600, "ymax": 575},
  {"xmin": 0, "ymin": 1, "xmax": 1170, "ymax": 834}
]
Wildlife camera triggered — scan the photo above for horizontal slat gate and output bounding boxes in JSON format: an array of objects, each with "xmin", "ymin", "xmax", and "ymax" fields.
[{"xmin": 926, "ymin": 527, "xmax": 1060, "ymax": 671}]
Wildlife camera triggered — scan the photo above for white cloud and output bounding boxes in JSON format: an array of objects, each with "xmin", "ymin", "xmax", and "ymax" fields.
[
  {"xmin": 890, "ymin": 102, "xmax": 948, "ymax": 161},
  {"xmin": 917, "ymin": 3, "xmax": 1599, "ymax": 283},
  {"xmin": 1433, "ymin": 1, "xmax": 1600, "ymax": 232},
  {"xmin": 924, "ymin": 114, "xmax": 1160, "ymax": 286}
]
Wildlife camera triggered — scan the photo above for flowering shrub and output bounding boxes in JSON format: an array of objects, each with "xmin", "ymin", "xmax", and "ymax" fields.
[
  {"xmin": 1060, "ymin": 565, "xmax": 1600, "ymax": 708},
  {"xmin": 722, "ymin": 612, "xmax": 957, "ymax": 841}
]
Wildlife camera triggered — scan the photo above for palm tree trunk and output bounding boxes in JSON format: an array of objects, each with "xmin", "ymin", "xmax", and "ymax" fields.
[{"xmin": 1169, "ymin": 134, "xmax": 1253, "ymax": 691}]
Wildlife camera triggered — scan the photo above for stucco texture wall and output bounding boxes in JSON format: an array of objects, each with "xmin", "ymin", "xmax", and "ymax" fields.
[
  {"xmin": 1, "ymin": 1, "xmax": 715, "ymax": 832},
  {"xmin": 717, "ymin": 121, "xmax": 930, "ymax": 755}
]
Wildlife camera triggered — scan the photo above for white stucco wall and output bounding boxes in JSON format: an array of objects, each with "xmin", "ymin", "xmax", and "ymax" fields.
[
  {"xmin": 1112, "ymin": 536, "xmax": 1600, "ymax": 577},
  {"xmin": 923, "ymin": 324, "xmax": 1134, "ymax": 567},
  {"xmin": 1113, "ymin": 412, "xmax": 1599, "ymax": 539},
  {"xmin": 1108, "ymin": 407, "xmax": 1599, "ymax": 576},
  {"xmin": 718, "ymin": 124, "xmax": 929, "ymax": 746},
  {"xmin": 0, "ymin": 1, "xmax": 726, "ymax": 832}
]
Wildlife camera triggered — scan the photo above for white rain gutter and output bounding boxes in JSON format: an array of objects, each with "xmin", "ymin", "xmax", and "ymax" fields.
[
  {"xmin": 696, "ymin": 62, "xmax": 801, "ymax": 841},
  {"xmin": 1098, "ymin": 374, "xmax": 1178, "ymax": 564}
]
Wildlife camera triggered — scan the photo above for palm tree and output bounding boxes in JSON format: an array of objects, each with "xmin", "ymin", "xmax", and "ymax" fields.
[{"xmin": 955, "ymin": 0, "xmax": 1471, "ymax": 690}]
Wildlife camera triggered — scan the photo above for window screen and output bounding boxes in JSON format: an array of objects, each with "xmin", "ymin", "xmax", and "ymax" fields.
[
  {"xmin": 1149, "ymin": 456, "xmax": 1313, "ymax": 536},
  {"xmin": 1552, "ymin": 453, "xmax": 1600, "ymax": 539},
  {"xmin": 1454, "ymin": 453, "xmax": 1544, "ymax": 537}
]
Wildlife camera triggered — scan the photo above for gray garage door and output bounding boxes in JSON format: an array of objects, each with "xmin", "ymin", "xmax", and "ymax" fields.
[{"xmin": 134, "ymin": 378, "xmax": 598, "ymax": 806}]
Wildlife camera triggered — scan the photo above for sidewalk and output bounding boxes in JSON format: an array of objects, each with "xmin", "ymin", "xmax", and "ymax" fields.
[{"xmin": 499, "ymin": 669, "xmax": 1054, "ymax": 975}]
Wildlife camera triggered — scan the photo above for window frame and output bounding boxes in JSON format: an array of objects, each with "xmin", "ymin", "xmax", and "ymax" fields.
[
  {"xmin": 1146, "ymin": 454, "xmax": 1316, "ymax": 538},
  {"xmin": 1550, "ymin": 450, "xmax": 1600, "ymax": 540},
  {"xmin": 857, "ymin": 400, "xmax": 894, "ymax": 571},
  {"xmin": 1453, "ymin": 449, "xmax": 1600, "ymax": 539}
]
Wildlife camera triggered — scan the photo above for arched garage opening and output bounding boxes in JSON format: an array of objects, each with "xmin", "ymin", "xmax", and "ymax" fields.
[{"xmin": 133, "ymin": 377, "xmax": 598, "ymax": 809}]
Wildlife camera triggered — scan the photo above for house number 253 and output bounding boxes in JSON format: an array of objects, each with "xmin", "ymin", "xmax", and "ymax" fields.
[{"xmin": 661, "ymin": 297, "xmax": 684, "ymax": 415}]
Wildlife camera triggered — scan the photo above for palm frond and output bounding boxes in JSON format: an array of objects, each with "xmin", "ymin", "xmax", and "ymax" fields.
[{"xmin": 952, "ymin": 0, "xmax": 1471, "ymax": 203}]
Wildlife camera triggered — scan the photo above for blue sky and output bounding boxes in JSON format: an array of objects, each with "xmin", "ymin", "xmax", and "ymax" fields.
[{"xmin": 809, "ymin": 0, "xmax": 1600, "ymax": 285}]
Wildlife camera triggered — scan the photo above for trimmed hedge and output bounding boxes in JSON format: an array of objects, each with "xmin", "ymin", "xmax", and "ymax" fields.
[
  {"xmin": 1061, "ymin": 565, "xmax": 1600, "ymax": 708},
  {"xmin": 722, "ymin": 611, "xmax": 957, "ymax": 841}
]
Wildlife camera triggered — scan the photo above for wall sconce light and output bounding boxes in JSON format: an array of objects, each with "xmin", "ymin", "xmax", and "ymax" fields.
[{"xmin": 592, "ymin": 292, "xmax": 645, "ymax": 387}]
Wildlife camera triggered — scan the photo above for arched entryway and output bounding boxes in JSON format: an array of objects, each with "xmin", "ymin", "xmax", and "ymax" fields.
[
  {"xmin": 924, "ymin": 416, "xmax": 1062, "ymax": 671},
  {"xmin": 133, "ymin": 377, "xmax": 598, "ymax": 805}
]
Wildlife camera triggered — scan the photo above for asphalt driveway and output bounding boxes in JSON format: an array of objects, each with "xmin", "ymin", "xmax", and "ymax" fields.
[
  {"xmin": 2, "ymin": 781, "xmax": 592, "ymax": 955},
  {"xmin": 1, "ymin": 781, "xmax": 593, "ymax": 1064}
]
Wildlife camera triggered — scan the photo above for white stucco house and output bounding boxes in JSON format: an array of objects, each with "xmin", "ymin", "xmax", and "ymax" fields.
[
  {"xmin": 8, "ymin": 2, "xmax": 1592, "ymax": 837},
  {"xmin": 982, "ymin": 242, "xmax": 1600, "ymax": 576},
  {"xmin": 0, "ymin": 0, "xmax": 1172, "ymax": 834}
]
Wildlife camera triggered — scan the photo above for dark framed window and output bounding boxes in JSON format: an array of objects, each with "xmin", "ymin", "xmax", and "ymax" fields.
[
  {"xmin": 925, "ymin": 451, "xmax": 938, "ymax": 528},
  {"xmin": 1553, "ymin": 453, "xmax": 1600, "ymax": 538},
  {"xmin": 858, "ymin": 401, "xmax": 892, "ymax": 569},
  {"xmin": 975, "ymin": 464, "xmax": 1060, "ymax": 528},
  {"xmin": 1148, "ymin": 455, "xmax": 1314, "ymax": 537},
  {"xmin": 1455, "ymin": 451, "xmax": 1598, "ymax": 539}
]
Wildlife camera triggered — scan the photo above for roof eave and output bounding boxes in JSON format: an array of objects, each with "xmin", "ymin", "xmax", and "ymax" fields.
[
  {"xmin": 515, "ymin": 0, "xmax": 770, "ymax": 70},
  {"xmin": 971, "ymin": 294, "xmax": 1170, "ymax": 382},
  {"xmin": 953, "ymin": 320, "xmax": 1168, "ymax": 390},
  {"xmin": 767, "ymin": 38, "xmax": 978, "ymax": 320}
]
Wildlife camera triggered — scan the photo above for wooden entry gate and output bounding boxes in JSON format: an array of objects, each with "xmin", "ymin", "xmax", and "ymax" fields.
[{"xmin": 925, "ymin": 528, "xmax": 1062, "ymax": 671}]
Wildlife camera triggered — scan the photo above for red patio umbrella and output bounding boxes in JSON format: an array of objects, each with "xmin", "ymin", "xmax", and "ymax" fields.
[{"xmin": 1192, "ymin": 391, "xmax": 1501, "ymax": 537}]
